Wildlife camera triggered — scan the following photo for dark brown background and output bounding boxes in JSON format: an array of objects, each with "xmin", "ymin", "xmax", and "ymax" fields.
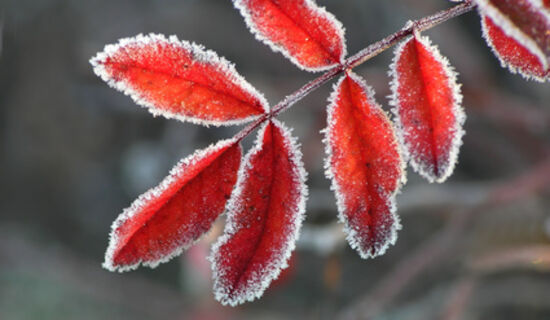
[{"xmin": 1, "ymin": 0, "xmax": 550, "ymax": 319}]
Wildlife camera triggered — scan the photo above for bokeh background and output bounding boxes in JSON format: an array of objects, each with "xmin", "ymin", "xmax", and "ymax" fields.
[{"xmin": 1, "ymin": 0, "xmax": 550, "ymax": 319}]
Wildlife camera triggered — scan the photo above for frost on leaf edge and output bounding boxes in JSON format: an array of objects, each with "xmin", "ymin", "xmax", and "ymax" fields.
[
  {"xmin": 323, "ymin": 71, "xmax": 407, "ymax": 260},
  {"xmin": 209, "ymin": 119, "xmax": 308, "ymax": 306},
  {"xmin": 480, "ymin": 14, "xmax": 550, "ymax": 82},
  {"xmin": 474, "ymin": 0, "xmax": 550, "ymax": 77},
  {"xmin": 90, "ymin": 33, "xmax": 270, "ymax": 127},
  {"xmin": 103, "ymin": 138, "xmax": 241, "ymax": 273},
  {"xmin": 233, "ymin": 0, "xmax": 347, "ymax": 72},
  {"xmin": 388, "ymin": 33, "xmax": 466, "ymax": 184}
]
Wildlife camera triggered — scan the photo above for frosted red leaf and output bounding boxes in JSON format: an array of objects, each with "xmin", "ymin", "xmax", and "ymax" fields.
[
  {"xmin": 390, "ymin": 33, "xmax": 465, "ymax": 183},
  {"xmin": 211, "ymin": 120, "xmax": 307, "ymax": 306},
  {"xmin": 233, "ymin": 0, "xmax": 347, "ymax": 72},
  {"xmin": 324, "ymin": 72, "xmax": 405, "ymax": 259},
  {"xmin": 104, "ymin": 139, "xmax": 242, "ymax": 272},
  {"xmin": 482, "ymin": 15, "xmax": 549, "ymax": 80},
  {"xmin": 90, "ymin": 34, "xmax": 269, "ymax": 126},
  {"xmin": 474, "ymin": 0, "xmax": 550, "ymax": 80}
]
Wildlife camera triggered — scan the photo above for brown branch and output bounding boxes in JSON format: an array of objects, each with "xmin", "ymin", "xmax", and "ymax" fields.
[
  {"xmin": 346, "ymin": 0, "xmax": 476, "ymax": 69},
  {"xmin": 235, "ymin": 1, "xmax": 477, "ymax": 142}
]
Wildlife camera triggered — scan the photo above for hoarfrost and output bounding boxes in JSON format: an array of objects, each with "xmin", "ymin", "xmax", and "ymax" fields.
[
  {"xmin": 389, "ymin": 33, "xmax": 465, "ymax": 184},
  {"xmin": 233, "ymin": 0, "xmax": 347, "ymax": 72},
  {"xmin": 103, "ymin": 138, "xmax": 241, "ymax": 272},
  {"xmin": 324, "ymin": 72, "xmax": 406, "ymax": 259},
  {"xmin": 90, "ymin": 33, "xmax": 269, "ymax": 127},
  {"xmin": 210, "ymin": 119, "xmax": 308, "ymax": 306}
]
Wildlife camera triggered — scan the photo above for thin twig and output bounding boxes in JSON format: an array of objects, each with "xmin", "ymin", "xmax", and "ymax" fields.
[
  {"xmin": 235, "ymin": 1, "xmax": 476, "ymax": 142},
  {"xmin": 346, "ymin": 0, "xmax": 476, "ymax": 69}
]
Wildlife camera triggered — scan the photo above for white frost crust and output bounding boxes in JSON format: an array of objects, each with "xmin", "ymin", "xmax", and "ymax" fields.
[
  {"xmin": 480, "ymin": 13, "xmax": 549, "ymax": 82},
  {"xmin": 474, "ymin": 0, "xmax": 549, "ymax": 75},
  {"xmin": 323, "ymin": 72, "xmax": 407, "ymax": 260},
  {"xmin": 388, "ymin": 33, "xmax": 466, "ymax": 184},
  {"xmin": 209, "ymin": 119, "xmax": 308, "ymax": 306},
  {"xmin": 90, "ymin": 33, "xmax": 270, "ymax": 126},
  {"xmin": 103, "ymin": 138, "xmax": 240, "ymax": 273},
  {"xmin": 233, "ymin": 0, "xmax": 347, "ymax": 72}
]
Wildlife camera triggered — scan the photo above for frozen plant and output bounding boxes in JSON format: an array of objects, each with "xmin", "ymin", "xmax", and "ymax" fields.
[{"xmin": 90, "ymin": 0, "xmax": 550, "ymax": 306}]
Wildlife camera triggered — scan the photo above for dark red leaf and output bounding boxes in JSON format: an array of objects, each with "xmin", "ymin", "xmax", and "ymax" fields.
[
  {"xmin": 104, "ymin": 139, "xmax": 242, "ymax": 271},
  {"xmin": 390, "ymin": 33, "xmax": 465, "ymax": 183},
  {"xmin": 211, "ymin": 120, "xmax": 307, "ymax": 306},
  {"xmin": 475, "ymin": 0, "xmax": 550, "ymax": 80},
  {"xmin": 234, "ymin": 0, "xmax": 347, "ymax": 71},
  {"xmin": 482, "ymin": 14, "xmax": 549, "ymax": 80},
  {"xmin": 91, "ymin": 34, "xmax": 269, "ymax": 126},
  {"xmin": 325, "ymin": 72, "xmax": 405, "ymax": 259}
]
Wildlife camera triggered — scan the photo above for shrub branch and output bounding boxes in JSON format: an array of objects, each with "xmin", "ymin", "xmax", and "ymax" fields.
[{"xmin": 234, "ymin": 0, "xmax": 476, "ymax": 142}]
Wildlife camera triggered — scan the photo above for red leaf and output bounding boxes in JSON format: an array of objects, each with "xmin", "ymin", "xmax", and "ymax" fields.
[
  {"xmin": 211, "ymin": 120, "xmax": 307, "ymax": 306},
  {"xmin": 91, "ymin": 34, "xmax": 269, "ymax": 126},
  {"xmin": 474, "ymin": 0, "xmax": 550, "ymax": 80},
  {"xmin": 104, "ymin": 139, "xmax": 242, "ymax": 272},
  {"xmin": 482, "ymin": 15, "xmax": 549, "ymax": 80},
  {"xmin": 325, "ymin": 72, "xmax": 405, "ymax": 259},
  {"xmin": 390, "ymin": 33, "xmax": 465, "ymax": 183},
  {"xmin": 234, "ymin": 0, "xmax": 346, "ymax": 72}
]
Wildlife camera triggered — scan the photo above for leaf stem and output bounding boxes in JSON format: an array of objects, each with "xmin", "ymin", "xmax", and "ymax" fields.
[{"xmin": 235, "ymin": 1, "xmax": 476, "ymax": 143}]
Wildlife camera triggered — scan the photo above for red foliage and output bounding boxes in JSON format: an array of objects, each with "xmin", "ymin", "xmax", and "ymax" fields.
[
  {"xmin": 91, "ymin": 0, "xmax": 548, "ymax": 306},
  {"xmin": 390, "ymin": 33, "xmax": 464, "ymax": 183},
  {"xmin": 104, "ymin": 140, "xmax": 242, "ymax": 271},
  {"xmin": 475, "ymin": 0, "xmax": 550, "ymax": 81},
  {"xmin": 211, "ymin": 120, "xmax": 307, "ymax": 306},
  {"xmin": 91, "ymin": 34, "xmax": 268, "ymax": 126},
  {"xmin": 234, "ymin": 0, "xmax": 346, "ymax": 71},
  {"xmin": 486, "ymin": 0, "xmax": 550, "ymax": 57},
  {"xmin": 482, "ymin": 15, "xmax": 549, "ymax": 80},
  {"xmin": 325, "ymin": 72, "xmax": 405, "ymax": 258}
]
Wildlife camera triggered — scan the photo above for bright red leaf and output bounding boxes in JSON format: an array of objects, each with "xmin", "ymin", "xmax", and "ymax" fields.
[
  {"xmin": 91, "ymin": 34, "xmax": 269, "ymax": 126},
  {"xmin": 211, "ymin": 120, "xmax": 307, "ymax": 306},
  {"xmin": 325, "ymin": 72, "xmax": 405, "ymax": 259},
  {"xmin": 474, "ymin": 0, "xmax": 550, "ymax": 81},
  {"xmin": 390, "ymin": 33, "xmax": 465, "ymax": 183},
  {"xmin": 481, "ymin": 14, "xmax": 549, "ymax": 80},
  {"xmin": 233, "ymin": 0, "xmax": 347, "ymax": 71},
  {"xmin": 104, "ymin": 139, "xmax": 242, "ymax": 272}
]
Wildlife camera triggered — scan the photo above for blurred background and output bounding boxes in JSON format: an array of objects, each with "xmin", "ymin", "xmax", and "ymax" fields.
[{"xmin": 1, "ymin": 0, "xmax": 550, "ymax": 319}]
